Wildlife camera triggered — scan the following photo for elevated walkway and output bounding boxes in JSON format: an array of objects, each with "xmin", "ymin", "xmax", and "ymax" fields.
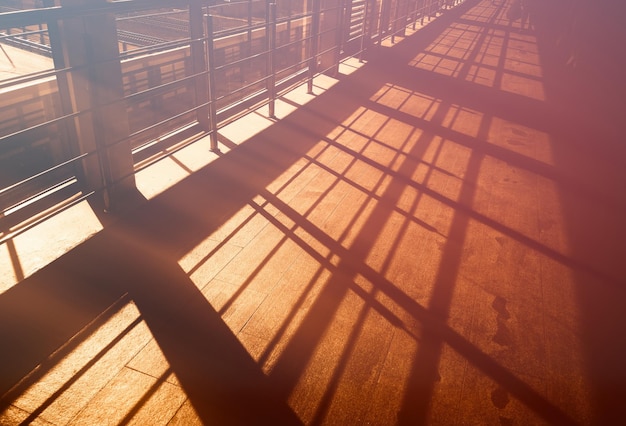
[{"xmin": 1, "ymin": 0, "xmax": 625, "ymax": 424}]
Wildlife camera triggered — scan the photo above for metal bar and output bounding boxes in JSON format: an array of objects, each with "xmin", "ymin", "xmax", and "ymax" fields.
[
  {"xmin": 335, "ymin": 0, "xmax": 348, "ymax": 64},
  {"xmin": 307, "ymin": 0, "xmax": 321, "ymax": 94},
  {"xmin": 1, "ymin": 0, "xmax": 461, "ymax": 236},
  {"xmin": 267, "ymin": 2, "xmax": 277, "ymax": 119},
  {"xmin": 412, "ymin": 0, "xmax": 419, "ymax": 29},
  {"xmin": 359, "ymin": 0, "xmax": 371, "ymax": 62},
  {"xmin": 0, "ymin": 152, "xmax": 87, "ymax": 199},
  {"xmin": 118, "ymin": 37, "xmax": 196, "ymax": 61},
  {"xmin": 206, "ymin": 14, "xmax": 219, "ymax": 152},
  {"xmin": 391, "ymin": 0, "xmax": 400, "ymax": 43},
  {"xmin": 213, "ymin": 47, "xmax": 270, "ymax": 72},
  {"xmin": 0, "ymin": 0, "xmax": 197, "ymax": 30},
  {"xmin": 189, "ymin": 0, "xmax": 210, "ymax": 132}
]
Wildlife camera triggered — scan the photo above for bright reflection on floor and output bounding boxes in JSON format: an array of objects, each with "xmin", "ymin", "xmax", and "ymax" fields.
[{"xmin": 410, "ymin": 3, "xmax": 545, "ymax": 101}]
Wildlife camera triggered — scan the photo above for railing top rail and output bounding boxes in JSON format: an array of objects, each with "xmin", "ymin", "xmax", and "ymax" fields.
[{"xmin": 0, "ymin": 0, "xmax": 191, "ymax": 29}]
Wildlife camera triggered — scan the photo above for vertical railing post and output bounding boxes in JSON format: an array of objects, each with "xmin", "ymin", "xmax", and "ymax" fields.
[
  {"xmin": 340, "ymin": 0, "xmax": 351, "ymax": 55},
  {"xmin": 307, "ymin": 0, "xmax": 321, "ymax": 94},
  {"xmin": 391, "ymin": 1, "xmax": 398, "ymax": 43},
  {"xmin": 267, "ymin": 2, "xmax": 277, "ymax": 118},
  {"xmin": 398, "ymin": 0, "xmax": 411, "ymax": 36},
  {"xmin": 205, "ymin": 14, "xmax": 219, "ymax": 152},
  {"xmin": 189, "ymin": 0, "xmax": 210, "ymax": 133},
  {"xmin": 379, "ymin": 0, "xmax": 391, "ymax": 45},
  {"xmin": 405, "ymin": 0, "xmax": 413, "ymax": 30},
  {"xmin": 334, "ymin": 0, "xmax": 348, "ymax": 69},
  {"xmin": 247, "ymin": 0, "xmax": 253, "ymax": 63},
  {"xmin": 317, "ymin": 0, "xmax": 343, "ymax": 77},
  {"xmin": 359, "ymin": 0, "xmax": 371, "ymax": 62}
]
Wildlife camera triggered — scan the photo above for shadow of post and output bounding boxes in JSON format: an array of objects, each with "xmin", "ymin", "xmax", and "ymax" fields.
[
  {"xmin": 0, "ymin": 54, "xmax": 373, "ymax": 424},
  {"xmin": 0, "ymin": 15, "xmax": 418, "ymax": 420},
  {"xmin": 97, "ymin": 227, "xmax": 303, "ymax": 424},
  {"xmin": 4, "ymin": 0, "xmax": 615, "ymax": 424}
]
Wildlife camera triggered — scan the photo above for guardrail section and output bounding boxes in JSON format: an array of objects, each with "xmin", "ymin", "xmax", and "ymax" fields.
[{"xmin": 0, "ymin": 0, "xmax": 459, "ymax": 241}]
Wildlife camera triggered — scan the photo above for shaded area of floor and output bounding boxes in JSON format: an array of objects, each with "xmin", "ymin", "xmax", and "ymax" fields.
[{"xmin": 1, "ymin": 1, "xmax": 625, "ymax": 424}]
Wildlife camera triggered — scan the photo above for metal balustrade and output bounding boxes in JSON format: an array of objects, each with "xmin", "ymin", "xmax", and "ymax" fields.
[{"xmin": 0, "ymin": 0, "xmax": 464, "ymax": 242}]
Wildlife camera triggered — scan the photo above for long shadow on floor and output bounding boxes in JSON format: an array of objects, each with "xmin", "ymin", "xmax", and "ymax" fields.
[
  {"xmin": 0, "ymin": 7, "xmax": 458, "ymax": 421},
  {"xmin": 5, "ymin": 0, "xmax": 621, "ymax": 424}
]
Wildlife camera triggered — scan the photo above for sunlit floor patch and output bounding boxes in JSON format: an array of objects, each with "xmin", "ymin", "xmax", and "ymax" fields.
[
  {"xmin": 0, "ymin": 200, "xmax": 104, "ymax": 294},
  {"xmin": 6, "ymin": 300, "xmax": 153, "ymax": 425}
]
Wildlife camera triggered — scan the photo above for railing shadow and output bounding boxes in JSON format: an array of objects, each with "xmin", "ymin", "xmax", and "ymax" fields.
[
  {"xmin": 3, "ymin": 0, "xmax": 621, "ymax": 424},
  {"xmin": 0, "ymin": 10, "xmax": 432, "ymax": 421}
]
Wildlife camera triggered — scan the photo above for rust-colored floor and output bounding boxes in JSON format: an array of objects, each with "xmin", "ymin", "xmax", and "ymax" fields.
[{"xmin": 2, "ymin": 1, "xmax": 625, "ymax": 424}]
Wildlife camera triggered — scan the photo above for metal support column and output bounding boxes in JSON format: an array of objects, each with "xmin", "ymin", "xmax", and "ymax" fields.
[{"xmin": 57, "ymin": 0, "xmax": 134, "ymax": 212}]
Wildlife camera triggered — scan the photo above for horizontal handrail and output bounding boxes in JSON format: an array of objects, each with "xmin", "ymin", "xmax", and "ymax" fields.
[{"xmin": 1, "ymin": 0, "xmax": 465, "ymax": 237}]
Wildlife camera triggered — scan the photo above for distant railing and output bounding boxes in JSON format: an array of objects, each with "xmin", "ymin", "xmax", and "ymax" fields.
[{"xmin": 0, "ymin": 0, "xmax": 462, "ymax": 242}]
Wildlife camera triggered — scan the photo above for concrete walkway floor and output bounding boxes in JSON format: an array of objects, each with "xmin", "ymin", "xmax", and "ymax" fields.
[{"xmin": 1, "ymin": 1, "xmax": 625, "ymax": 424}]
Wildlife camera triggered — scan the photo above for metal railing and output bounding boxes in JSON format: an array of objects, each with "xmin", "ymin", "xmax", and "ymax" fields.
[{"xmin": 0, "ymin": 0, "xmax": 464, "ymax": 242}]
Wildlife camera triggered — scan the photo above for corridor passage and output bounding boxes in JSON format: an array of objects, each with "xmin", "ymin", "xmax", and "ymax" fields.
[{"xmin": 2, "ymin": 0, "xmax": 625, "ymax": 424}]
